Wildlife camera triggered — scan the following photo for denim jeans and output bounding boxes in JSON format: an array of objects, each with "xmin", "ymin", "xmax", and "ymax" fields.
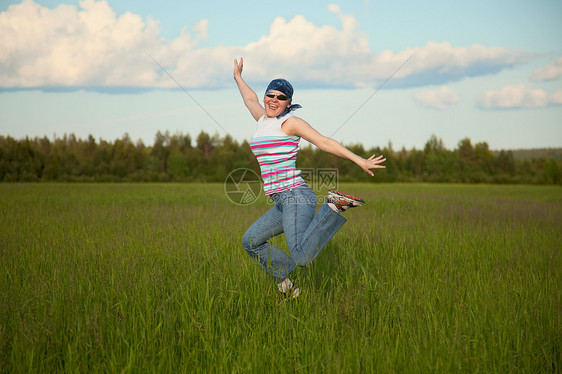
[{"xmin": 242, "ymin": 185, "xmax": 347, "ymax": 282}]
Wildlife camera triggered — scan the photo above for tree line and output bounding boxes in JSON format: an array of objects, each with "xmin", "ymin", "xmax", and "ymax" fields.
[{"xmin": 0, "ymin": 131, "xmax": 560, "ymax": 184}]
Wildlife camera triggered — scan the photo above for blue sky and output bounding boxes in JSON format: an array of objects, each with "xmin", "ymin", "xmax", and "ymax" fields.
[{"xmin": 0, "ymin": 0, "xmax": 561, "ymax": 150}]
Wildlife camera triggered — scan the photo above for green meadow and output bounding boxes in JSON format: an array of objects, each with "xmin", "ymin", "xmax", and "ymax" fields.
[{"xmin": 1, "ymin": 183, "xmax": 560, "ymax": 372}]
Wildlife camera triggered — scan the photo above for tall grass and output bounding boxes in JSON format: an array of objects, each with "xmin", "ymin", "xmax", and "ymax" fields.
[{"xmin": 1, "ymin": 183, "xmax": 560, "ymax": 372}]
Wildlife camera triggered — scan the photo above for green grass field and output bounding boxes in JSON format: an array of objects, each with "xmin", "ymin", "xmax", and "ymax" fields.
[{"xmin": 1, "ymin": 183, "xmax": 560, "ymax": 372}]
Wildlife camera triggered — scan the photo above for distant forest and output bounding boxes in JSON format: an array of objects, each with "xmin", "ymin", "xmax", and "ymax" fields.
[{"xmin": 1, "ymin": 131, "xmax": 561, "ymax": 184}]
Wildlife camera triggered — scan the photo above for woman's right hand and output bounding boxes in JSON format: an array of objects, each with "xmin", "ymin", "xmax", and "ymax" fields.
[
  {"xmin": 234, "ymin": 58, "xmax": 243, "ymax": 80},
  {"xmin": 233, "ymin": 57, "xmax": 264, "ymax": 121}
]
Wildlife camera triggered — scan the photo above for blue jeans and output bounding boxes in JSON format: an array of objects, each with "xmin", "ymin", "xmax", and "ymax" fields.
[{"xmin": 242, "ymin": 185, "xmax": 347, "ymax": 282}]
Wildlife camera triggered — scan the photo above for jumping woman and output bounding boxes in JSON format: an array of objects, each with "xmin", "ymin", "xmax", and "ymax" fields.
[{"xmin": 234, "ymin": 58, "xmax": 386, "ymax": 299}]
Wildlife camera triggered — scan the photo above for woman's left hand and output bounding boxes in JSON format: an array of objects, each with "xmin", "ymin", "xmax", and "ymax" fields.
[{"xmin": 360, "ymin": 154, "xmax": 386, "ymax": 176}]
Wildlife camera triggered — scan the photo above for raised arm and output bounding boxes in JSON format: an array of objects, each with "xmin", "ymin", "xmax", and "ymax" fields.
[
  {"xmin": 234, "ymin": 58, "xmax": 265, "ymax": 121},
  {"xmin": 282, "ymin": 117, "xmax": 386, "ymax": 176}
]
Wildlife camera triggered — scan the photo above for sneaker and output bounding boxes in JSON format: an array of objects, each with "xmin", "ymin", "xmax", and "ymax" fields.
[
  {"xmin": 327, "ymin": 189, "xmax": 365, "ymax": 212},
  {"xmin": 277, "ymin": 278, "xmax": 300, "ymax": 299}
]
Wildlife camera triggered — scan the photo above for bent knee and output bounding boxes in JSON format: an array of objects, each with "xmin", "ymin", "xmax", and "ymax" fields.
[
  {"xmin": 242, "ymin": 231, "xmax": 256, "ymax": 252},
  {"xmin": 242, "ymin": 233, "xmax": 251, "ymax": 250}
]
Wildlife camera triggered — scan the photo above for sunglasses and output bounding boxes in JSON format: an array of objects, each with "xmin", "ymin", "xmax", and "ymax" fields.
[{"xmin": 265, "ymin": 92, "xmax": 289, "ymax": 101}]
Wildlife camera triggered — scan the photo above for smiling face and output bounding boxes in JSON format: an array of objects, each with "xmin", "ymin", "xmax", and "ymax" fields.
[{"xmin": 264, "ymin": 90, "xmax": 290, "ymax": 118}]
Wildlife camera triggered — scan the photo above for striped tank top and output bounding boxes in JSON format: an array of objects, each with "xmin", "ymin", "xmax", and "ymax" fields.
[{"xmin": 250, "ymin": 113, "xmax": 306, "ymax": 195}]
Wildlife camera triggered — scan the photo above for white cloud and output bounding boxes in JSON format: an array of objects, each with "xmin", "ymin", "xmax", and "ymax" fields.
[
  {"xmin": 478, "ymin": 84, "xmax": 562, "ymax": 109},
  {"xmin": 0, "ymin": 0, "xmax": 173, "ymax": 88},
  {"xmin": 191, "ymin": 19, "xmax": 208, "ymax": 41},
  {"xmin": 530, "ymin": 57, "xmax": 562, "ymax": 81},
  {"xmin": 328, "ymin": 4, "xmax": 359, "ymax": 33},
  {"xmin": 550, "ymin": 90, "xmax": 562, "ymax": 105},
  {"xmin": 0, "ymin": 0, "xmax": 534, "ymax": 90},
  {"xmin": 412, "ymin": 86, "xmax": 460, "ymax": 109}
]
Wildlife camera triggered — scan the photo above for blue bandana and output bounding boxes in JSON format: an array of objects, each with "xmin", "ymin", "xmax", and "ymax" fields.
[{"xmin": 265, "ymin": 78, "xmax": 302, "ymax": 118}]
